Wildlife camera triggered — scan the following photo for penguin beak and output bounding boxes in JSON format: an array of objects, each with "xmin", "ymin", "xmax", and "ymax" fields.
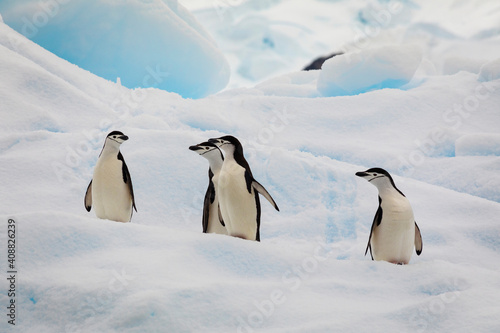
[
  {"xmin": 189, "ymin": 145, "xmax": 202, "ymax": 151},
  {"xmin": 355, "ymin": 171, "xmax": 369, "ymax": 178},
  {"xmin": 120, "ymin": 135, "xmax": 129, "ymax": 141}
]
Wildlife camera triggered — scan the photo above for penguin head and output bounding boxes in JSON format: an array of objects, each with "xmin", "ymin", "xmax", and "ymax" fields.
[
  {"xmin": 208, "ymin": 135, "xmax": 243, "ymax": 156},
  {"xmin": 105, "ymin": 131, "xmax": 128, "ymax": 147},
  {"xmin": 355, "ymin": 167, "xmax": 405, "ymax": 196},
  {"xmin": 189, "ymin": 142, "xmax": 224, "ymax": 161}
]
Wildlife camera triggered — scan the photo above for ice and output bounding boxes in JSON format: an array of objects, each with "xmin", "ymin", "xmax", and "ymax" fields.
[{"xmin": 0, "ymin": 0, "xmax": 230, "ymax": 99}]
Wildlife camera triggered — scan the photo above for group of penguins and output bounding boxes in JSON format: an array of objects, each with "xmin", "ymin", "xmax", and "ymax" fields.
[{"xmin": 85, "ymin": 131, "xmax": 423, "ymax": 265}]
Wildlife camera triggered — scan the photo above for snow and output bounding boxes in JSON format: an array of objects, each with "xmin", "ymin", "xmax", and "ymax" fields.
[
  {"xmin": 1, "ymin": 0, "xmax": 500, "ymax": 332},
  {"xmin": 317, "ymin": 44, "xmax": 423, "ymax": 97},
  {"xmin": 455, "ymin": 134, "xmax": 500, "ymax": 157},
  {"xmin": 0, "ymin": 0, "xmax": 230, "ymax": 99},
  {"xmin": 479, "ymin": 58, "xmax": 500, "ymax": 82}
]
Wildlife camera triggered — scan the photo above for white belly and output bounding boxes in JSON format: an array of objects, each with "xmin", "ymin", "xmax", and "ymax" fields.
[
  {"xmin": 92, "ymin": 156, "xmax": 132, "ymax": 222},
  {"xmin": 218, "ymin": 161, "xmax": 258, "ymax": 240},
  {"xmin": 371, "ymin": 197, "xmax": 415, "ymax": 264}
]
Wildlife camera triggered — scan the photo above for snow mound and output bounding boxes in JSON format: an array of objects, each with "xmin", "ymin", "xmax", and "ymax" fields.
[
  {"xmin": 255, "ymin": 71, "xmax": 321, "ymax": 97},
  {"xmin": 317, "ymin": 44, "xmax": 423, "ymax": 97},
  {"xmin": 0, "ymin": 0, "xmax": 230, "ymax": 99},
  {"xmin": 442, "ymin": 57, "xmax": 487, "ymax": 75},
  {"xmin": 478, "ymin": 58, "xmax": 500, "ymax": 82},
  {"xmin": 455, "ymin": 133, "xmax": 500, "ymax": 156}
]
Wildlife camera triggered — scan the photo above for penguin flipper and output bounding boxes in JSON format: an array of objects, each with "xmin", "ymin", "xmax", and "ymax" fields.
[
  {"xmin": 84, "ymin": 180, "xmax": 92, "ymax": 212},
  {"xmin": 414, "ymin": 221, "xmax": 423, "ymax": 255},
  {"xmin": 252, "ymin": 180, "xmax": 279, "ymax": 211},
  {"xmin": 365, "ymin": 204, "xmax": 382, "ymax": 259},
  {"xmin": 365, "ymin": 243, "xmax": 373, "ymax": 260},
  {"xmin": 118, "ymin": 152, "xmax": 137, "ymax": 213},
  {"xmin": 202, "ymin": 187, "xmax": 211, "ymax": 233}
]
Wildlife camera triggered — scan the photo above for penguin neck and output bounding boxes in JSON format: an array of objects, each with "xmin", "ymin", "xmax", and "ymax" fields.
[
  {"xmin": 208, "ymin": 157, "xmax": 223, "ymax": 173},
  {"xmin": 221, "ymin": 145, "xmax": 250, "ymax": 172},
  {"xmin": 222, "ymin": 145, "xmax": 236, "ymax": 162},
  {"xmin": 375, "ymin": 182, "xmax": 402, "ymax": 198},
  {"xmin": 101, "ymin": 141, "xmax": 121, "ymax": 157}
]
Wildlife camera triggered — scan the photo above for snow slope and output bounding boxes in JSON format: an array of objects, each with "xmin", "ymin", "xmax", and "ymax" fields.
[{"xmin": 1, "ymin": 1, "xmax": 500, "ymax": 332}]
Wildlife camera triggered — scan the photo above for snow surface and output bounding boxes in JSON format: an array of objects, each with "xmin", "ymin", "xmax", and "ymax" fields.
[
  {"xmin": 0, "ymin": 0, "xmax": 230, "ymax": 99},
  {"xmin": 317, "ymin": 44, "xmax": 423, "ymax": 97},
  {"xmin": 1, "ymin": 0, "xmax": 500, "ymax": 332}
]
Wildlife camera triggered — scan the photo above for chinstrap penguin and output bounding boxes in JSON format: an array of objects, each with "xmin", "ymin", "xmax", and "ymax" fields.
[
  {"xmin": 356, "ymin": 167, "xmax": 422, "ymax": 264},
  {"xmin": 208, "ymin": 135, "xmax": 279, "ymax": 241},
  {"xmin": 189, "ymin": 141, "xmax": 227, "ymax": 235},
  {"xmin": 85, "ymin": 131, "xmax": 137, "ymax": 222}
]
